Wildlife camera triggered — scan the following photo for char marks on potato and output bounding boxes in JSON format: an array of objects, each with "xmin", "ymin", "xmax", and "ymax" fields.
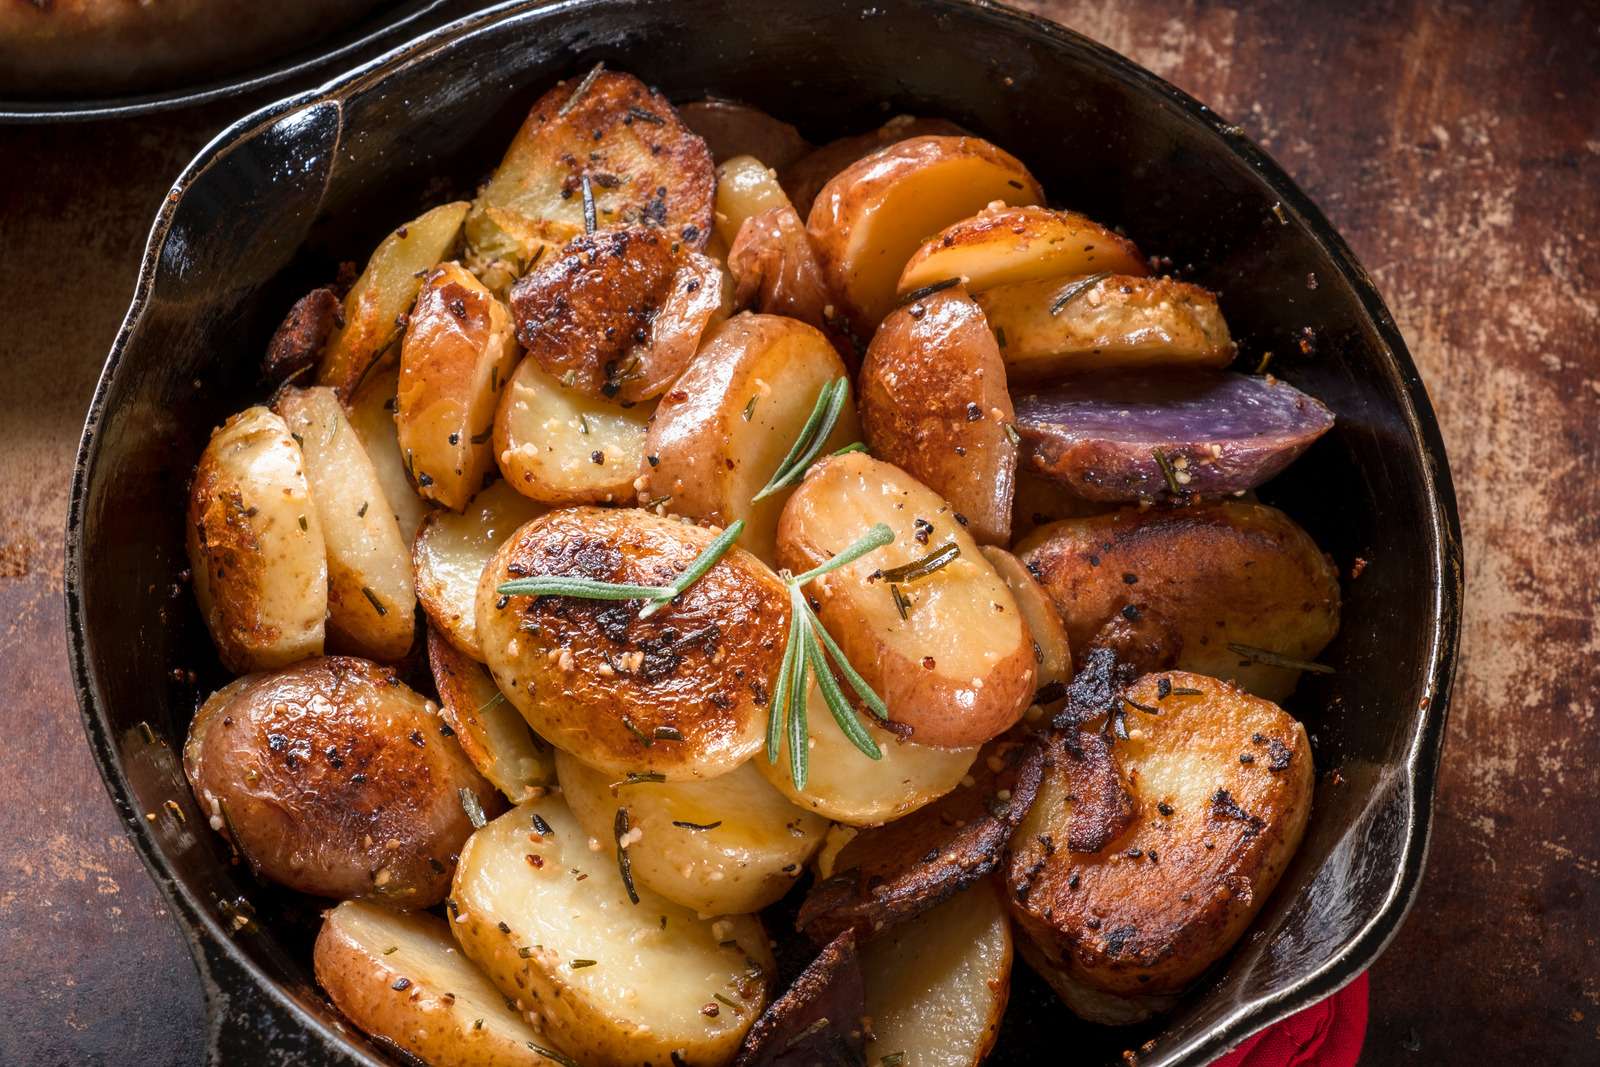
[{"xmin": 732, "ymin": 930, "xmax": 865, "ymax": 1067}]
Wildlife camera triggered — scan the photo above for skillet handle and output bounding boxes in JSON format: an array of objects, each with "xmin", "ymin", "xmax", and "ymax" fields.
[{"xmin": 194, "ymin": 934, "xmax": 361, "ymax": 1065}]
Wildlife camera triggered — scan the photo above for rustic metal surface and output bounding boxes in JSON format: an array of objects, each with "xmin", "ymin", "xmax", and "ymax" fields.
[{"xmin": 0, "ymin": 1, "xmax": 1594, "ymax": 1063}]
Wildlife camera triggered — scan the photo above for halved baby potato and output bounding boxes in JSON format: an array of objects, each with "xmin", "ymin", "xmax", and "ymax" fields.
[
  {"xmin": 277, "ymin": 386, "xmax": 417, "ymax": 662},
  {"xmin": 451, "ymin": 796, "xmax": 774, "ymax": 1066},
  {"xmin": 493, "ymin": 356, "xmax": 654, "ymax": 505},
  {"xmin": 477, "ymin": 507, "xmax": 790, "ymax": 780},
  {"xmin": 806, "ymin": 135, "xmax": 1043, "ymax": 334},
  {"xmin": 184, "ymin": 657, "xmax": 497, "ymax": 905},
  {"xmin": 347, "ymin": 362, "xmax": 430, "ymax": 547},
  {"xmin": 643, "ymin": 313, "xmax": 860, "ymax": 563},
  {"xmin": 414, "ymin": 480, "xmax": 546, "ymax": 660},
  {"xmin": 727, "ymin": 206, "xmax": 843, "ymax": 349},
  {"xmin": 187, "ymin": 405, "xmax": 327, "ymax": 673},
  {"xmin": 556, "ymin": 749, "xmax": 826, "ymax": 915},
  {"xmin": 713, "ymin": 155, "xmax": 793, "ymax": 249},
  {"xmin": 781, "ymin": 114, "xmax": 968, "ymax": 218},
  {"xmin": 980, "ymin": 546, "xmax": 1071, "ymax": 710},
  {"xmin": 896, "ymin": 204, "xmax": 1147, "ymax": 297},
  {"xmin": 397, "ymin": 263, "xmax": 521, "ymax": 511},
  {"xmin": 1018, "ymin": 501, "xmax": 1341, "ymax": 700},
  {"xmin": 860, "ymin": 880, "xmax": 1013, "ymax": 1067},
  {"xmin": 775, "ymin": 453, "xmax": 1036, "ymax": 748},
  {"xmin": 317, "ymin": 200, "xmax": 470, "ymax": 399},
  {"xmin": 1004, "ymin": 672, "xmax": 1313, "ymax": 1023},
  {"xmin": 314, "ymin": 900, "xmax": 567, "ymax": 1067},
  {"xmin": 679, "ymin": 99, "xmax": 813, "ymax": 170},
  {"xmin": 859, "ymin": 287, "xmax": 1018, "ymax": 546},
  {"xmin": 977, "ymin": 273, "xmax": 1234, "ymax": 381},
  {"xmin": 429, "ymin": 630, "xmax": 555, "ymax": 802}
]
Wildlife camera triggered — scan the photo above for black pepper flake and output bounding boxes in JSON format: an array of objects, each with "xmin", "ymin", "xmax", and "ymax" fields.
[
  {"xmin": 1122, "ymin": 573, "xmax": 1139, "ymax": 585},
  {"xmin": 532, "ymin": 813, "xmax": 554, "ymax": 836},
  {"xmin": 1157, "ymin": 801, "xmax": 1174, "ymax": 817},
  {"xmin": 1267, "ymin": 738, "xmax": 1293, "ymax": 771},
  {"xmin": 391, "ymin": 977, "xmax": 411, "ymax": 991},
  {"xmin": 1067, "ymin": 870, "xmax": 1080, "ymax": 890},
  {"xmin": 1156, "ymin": 677, "xmax": 1172, "ymax": 699},
  {"xmin": 1125, "ymin": 847, "xmax": 1143, "ymax": 859},
  {"xmin": 409, "ymin": 729, "xmax": 425, "ymax": 747},
  {"xmin": 965, "ymin": 402, "xmax": 983, "ymax": 421},
  {"xmin": 1239, "ymin": 752, "xmax": 1255, "ymax": 764},
  {"xmin": 1121, "ymin": 604, "xmax": 1142, "ymax": 621},
  {"xmin": 591, "ymin": 450, "xmax": 605, "ymax": 465}
]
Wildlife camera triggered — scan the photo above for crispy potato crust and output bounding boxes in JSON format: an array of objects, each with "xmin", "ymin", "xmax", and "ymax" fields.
[
  {"xmin": 732, "ymin": 931, "xmax": 865, "ymax": 1067},
  {"xmin": 262, "ymin": 285, "xmax": 340, "ymax": 386}
]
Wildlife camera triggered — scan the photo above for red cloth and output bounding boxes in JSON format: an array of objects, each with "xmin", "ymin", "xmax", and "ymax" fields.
[{"xmin": 1211, "ymin": 973, "xmax": 1369, "ymax": 1066}]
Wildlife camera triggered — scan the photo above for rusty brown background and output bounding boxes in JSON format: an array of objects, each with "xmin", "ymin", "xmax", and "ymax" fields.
[{"xmin": 0, "ymin": 1, "xmax": 1595, "ymax": 1064}]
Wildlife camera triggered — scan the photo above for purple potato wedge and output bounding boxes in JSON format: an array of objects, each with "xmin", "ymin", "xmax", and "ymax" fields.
[{"xmin": 1013, "ymin": 369, "xmax": 1334, "ymax": 501}]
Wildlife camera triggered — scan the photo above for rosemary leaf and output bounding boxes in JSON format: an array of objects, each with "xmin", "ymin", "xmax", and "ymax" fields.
[
  {"xmin": 1227, "ymin": 643, "xmax": 1335, "ymax": 674},
  {"xmin": 639, "ymin": 519, "xmax": 745, "ymax": 619},
  {"xmin": 752, "ymin": 378, "xmax": 849, "ymax": 501},
  {"xmin": 528, "ymin": 1041, "xmax": 582, "ymax": 1067},
  {"xmin": 767, "ymin": 608, "xmax": 802, "ymax": 765},
  {"xmin": 459, "ymin": 787, "xmax": 487, "ymax": 829},
  {"xmin": 1153, "ymin": 447, "xmax": 1184, "ymax": 495},
  {"xmin": 496, "ymin": 575, "xmax": 667, "ymax": 600},
  {"xmin": 831, "ymin": 441, "xmax": 868, "ymax": 456},
  {"xmin": 1049, "ymin": 271, "xmax": 1111, "ymax": 315},
  {"xmin": 671, "ymin": 820, "xmax": 723, "ymax": 831},
  {"xmin": 807, "ymin": 624, "xmax": 882, "ymax": 760},
  {"xmin": 581, "ymin": 174, "xmax": 597, "ymax": 234},
  {"xmin": 791, "ymin": 522, "xmax": 894, "ymax": 585},
  {"xmin": 896, "ymin": 277, "xmax": 961, "ymax": 305},
  {"xmin": 787, "ymin": 602, "xmax": 812, "ymax": 791},
  {"xmin": 807, "ymin": 608, "xmax": 890, "ymax": 721},
  {"xmin": 614, "ymin": 807, "xmax": 640, "ymax": 905},
  {"xmin": 557, "ymin": 62, "xmax": 605, "ymax": 118},
  {"xmin": 876, "ymin": 541, "xmax": 959, "ymax": 584}
]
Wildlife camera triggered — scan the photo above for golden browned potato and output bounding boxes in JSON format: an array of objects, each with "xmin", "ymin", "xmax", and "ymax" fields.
[
  {"xmin": 1004, "ymin": 672, "xmax": 1313, "ymax": 1023},
  {"xmin": 781, "ymin": 114, "xmax": 968, "ymax": 218},
  {"xmin": 896, "ymin": 204, "xmax": 1148, "ymax": 296},
  {"xmin": 317, "ymin": 201, "xmax": 470, "ymax": 399},
  {"xmin": 776, "ymin": 453, "xmax": 1036, "ymax": 748},
  {"xmin": 477, "ymin": 507, "xmax": 790, "ymax": 780},
  {"xmin": 492, "ymin": 356, "xmax": 654, "ymax": 505},
  {"xmin": 642, "ymin": 313, "xmax": 861, "ymax": 563},
  {"xmin": 806, "ymin": 136, "xmax": 1042, "ymax": 334},
  {"xmin": 859, "ymin": 287, "xmax": 1018, "ymax": 546},
  {"xmin": 277, "ymin": 386, "xmax": 417, "ymax": 663},
  {"xmin": 183, "ymin": 657, "xmax": 498, "ymax": 905},
  {"xmin": 679, "ymin": 99, "xmax": 813, "ymax": 169},
  {"xmin": 313, "ymin": 900, "xmax": 568, "ymax": 1067},
  {"xmin": 396, "ymin": 264, "xmax": 521, "ymax": 511},
  {"xmin": 713, "ymin": 155, "xmax": 793, "ymax": 249},
  {"xmin": 728, "ymin": 206, "xmax": 853, "ymax": 360},
  {"xmin": 556, "ymin": 749, "xmax": 825, "ymax": 915},
  {"xmin": 1018, "ymin": 502, "xmax": 1341, "ymax": 700},
  {"xmin": 980, "ymin": 545, "xmax": 1071, "ymax": 710},
  {"xmin": 347, "ymin": 362, "xmax": 430, "ymax": 547},
  {"xmin": 451, "ymin": 796, "xmax": 773, "ymax": 1066},
  {"xmin": 465, "ymin": 68, "xmax": 714, "ymax": 286},
  {"xmin": 860, "ymin": 881, "xmax": 1013, "ymax": 1067},
  {"xmin": 414, "ymin": 480, "xmax": 546, "ymax": 660},
  {"xmin": 428, "ymin": 630, "xmax": 555, "ymax": 802},
  {"xmin": 977, "ymin": 273, "xmax": 1235, "ymax": 380},
  {"xmin": 187, "ymin": 405, "xmax": 327, "ymax": 673}
]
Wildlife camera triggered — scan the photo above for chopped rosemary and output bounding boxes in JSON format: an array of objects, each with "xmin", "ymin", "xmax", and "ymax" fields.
[
  {"xmin": 831, "ymin": 441, "xmax": 868, "ymax": 456},
  {"xmin": 1049, "ymin": 271, "xmax": 1111, "ymax": 315},
  {"xmin": 714, "ymin": 992, "xmax": 739, "ymax": 1009},
  {"xmin": 361, "ymin": 586, "xmax": 388, "ymax": 616},
  {"xmin": 528, "ymin": 1041, "xmax": 582, "ymax": 1067},
  {"xmin": 653, "ymin": 725, "xmax": 683, "ymax": 742},
  {"xmin": 881, "ymin": 1054, "xmax": 907, "ymax": 1067},
  {"xmin": 557, "ymin": 62, "xmax": 605, "ymax": 118},
  {"xmin": 1004, "ymin": 422, "xmax": 1022, "ymax": 447},
  {"xmin": 578, "ymin": 412, "xmax": 591, "ymax": 435},
  {"xmin": 672, "ymin": 819, "xmax": 723, "ymax": 831},
  {"xmin": 876, "ymin": 541, "xmax": 959, "ymax": 584},
  {"xmin": 614, "ymin": 807, "xmax": 640, "ymax": 904},
  {"xmin": 618, "ymin": 771, "xmax": 667, "ymax": 786},
  {"xmin": 1227, "ymin": 643, "xmax": 1335, "ymax": 674},
  {"xmin": 357, "ymin": 500, "xmax": 369, "ymax": 518},
  {"xmin": 890, "ymin": 583, "xmax": 911, "ymax": 620},
  {"xmin": 581, "ymin": 174, "xmax": 597, "ymax": 234},
  {"xmin": 570, "ymin": 959, "xmax": 598, "ymax": 969},
  {"xmin": 532, "ymin": 813, "xmax": 554, "ymax": 836},
  {"xmin": 742, "ymin": 394, "xmax": 759, "ymax": 421},
  {"xmin": 474, "ymin": 690, "xmax": 507, "ymax": 717},
  {"xmin": 897, "ymin": 277, "xmax": 961, "ymax": 305},
  {"xmin": 459, "ymin": 787, "xmax": 487, "ymax": 829},
  {"xmin": 1153, "ymin": 448, "xmax": 1184, "ymax": 495},
  {"xmin": 752, "ymin": 378, "xmax": 850, "ymax": 501}
]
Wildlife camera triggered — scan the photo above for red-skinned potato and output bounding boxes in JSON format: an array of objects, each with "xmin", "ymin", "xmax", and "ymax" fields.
[
  {"xmin": 713, "ymin": 154, "xmax": 794, "ymax": 249},
  {"xmin": 727, "ymin": 205, "xmax": 843, "ymax": 347},
  {"xmin": 678, "ymin": 99, "xmax": 813, "ymax": 169},
  {"xmin": 859, "ymin": 286, "xmax": 1018, "ymax": 545},
  {"xmin": 897, "ymin": 204, "xmax": 1147, "ymax": 297},
  {"xmin": 781, "ymin": 114, "xmax": 968, "ymax": 218},
  {"xmin": 981, "ymin": 545, "xmax": 1072, "ymax": 711}
]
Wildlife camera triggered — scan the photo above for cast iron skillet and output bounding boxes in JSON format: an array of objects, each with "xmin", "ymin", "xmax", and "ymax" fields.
[{"xmin": 64, "ymin": 1, "xmax": 1463, "ymax": 1063}]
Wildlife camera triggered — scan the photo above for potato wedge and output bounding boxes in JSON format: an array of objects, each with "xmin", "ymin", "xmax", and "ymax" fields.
[
  {"xmin": 429, "ymin": 630, "xmax": 555, "ymax": 802},
  {"xmin": 183, "ymin": 657, "xmax": 498, "ymax": 905},
  {"xmin": 680, "ymin": 100, "xmax": 813, "ymax": 169},
  {"xmin": 314, "ymin": 900, "xmax": 567, "ymax": 1067},
  {"xmin": 187, "ymin": 405, "xmax": 327, "ymax": 673},
  {"xmin": 477, "ymin": 507, "xmax": 790, "ymax": 780},
  {"xmin": 781, "ymin": 114, "xmax": 968, "ymax": 218},
  {"xmin": 733, "ymin": 931, "xmax": 865, "ymax": 1066},
  {"xmin": 860, "ymin": 881, "xmax": 1012, "ymax": 1067},
  {"xmin": 414, "ymin": 480, "xmax": 546, "ymax": 660},
  {"xmin": 557, "ymin": 749, "xmax": 825, "ymax": 915},
  {"xmin": 807, "ymin": 136, "xmax": 1043, "ymax": 335},
  {"xmin": 714, "ymin": 154, "xmax": 794, "ymax": 249},
  {"xmin": 493, "ymin": 356, "xmax": 654, "ymax": 505},
  {"xmin": 347, "ymin": 362, "xmax": 430, "ymax": 547},
  {"xmin": 262, "ymin": 285, "xmax": 340, "ymax": 387},
  {"xmin": 897, "ymin": 205, "xmax": 1147, "ymax": 297},
  {"xmin": 317, "ymin": 200, "xmax": 470, "ymax": 399},
  {"xmin": 1018, "ymin": 501, "xmax": 1341, "ymax": 700},
  {"xmin": 277, "ymin": 386, "xmax": 417, "ymax": 662},
  {"xmin": 859, "ymin": 287, "xmax": 1017, "ymax": 545},
  {"xmin": 451, "ymin": 797, "xmax": 773, "ymax": 1066},
  {"xmin": 465, "ymin": 68, "xmax": 714, "ymax": 286},
  {"xmin": 397, "ymin": 263, "xmax": 521, "ymax": 511},
  {"xmin": 775, "ymin": 453, "xmax": 1035, "ymax": 748},
  {"xmin": 980, "ymin": 273, "xmax": 1235, "ymax": 381},
  {"xmin": 727, "ymin": 206, "xmax": 844, "ymax": 350},
  {"xmin": 980, "ymin": 546, "xmax": 1071, "ymax": 711},
  {"xmin": 1004, "ymin": 672, "xmax": 1313, "ymax": 1022},
  {"xmin": 643, "ymin": 313, "xmax": 860, "ymax": 563}
]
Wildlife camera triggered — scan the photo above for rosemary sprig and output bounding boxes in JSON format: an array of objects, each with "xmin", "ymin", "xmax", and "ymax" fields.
[
  {"xmin": 557, "ymin": 62, "xmax": 605, "ymax": 118},
  {"xmin": 1049, "ymin": 271, "xmax": 1112, "ymax": 315},
  {"xmin": 875, "ymin": 542, "xmax": 959, "ymax": 584},
  {"xmin": 751, "ymin": 378, "xmax": 850, "ymax": 501},
  {"xmin": 1227, "ymin": 643, "xmax": 1335, "ymax": 674}
]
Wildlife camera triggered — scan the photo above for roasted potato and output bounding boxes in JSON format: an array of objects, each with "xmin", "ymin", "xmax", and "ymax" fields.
[
  {"xmin": 781, "ymin": 114, "xmax": 968, "ymax": 218},
  {"xmin": 714, "ymin": 155, "xmax": 794, "ymax": 249},
  {"xmin": 1004, "ymin": 672, "xmax": 1313, "ymax": 1022},
  {"xmin": 643, "ymin": 313, "xmax": 861, "ymax": 563},
  {"xmin": 733, "ymin": 931, "xmax": 865, "ymax": 1066},
  {"xmin": 727, "ymin": 206, "xmax": 843, "ymax": 347},
  {"xmin": 277, "ymin": 386, "xmax": 417, "ymax": 662},
  {"xmin": 1011, "ymin": 469, "xmax": 1117, "ymax": 543},
  {"xmin": 679, "ymin": 99, "xmax": 813, "ymax": 170},
  {"xmin": 859, "ymin": 286, "xmax": 1018, "ymax": 545},
  {"xmin": 776, "ymin": 453, "xmax": 1035, "ymax": 748},
  {"xmin": 492, "ymin": 356, "xmax": 654, "ymax": 505},
  {"xmin": 465, "ymin": 68, "xmax": 714, "ymax": 287},
  {"xmin": 508, "ymin": 227, "xmax": 725, "ymax": 404},
  {"xmin": 1018, "ymin": 501, "xmax": 1341, "ymax": 700},
  {"xmin": 980, "ymin": 546, "xmax": 1072, "ymax": 711},
  {"xmin": 187, "ymin": 405, "xmax": 327, "ymax": 673},
  {"xmin": 451, "ymin": 796, "xmax": 774, "ymax": 1066},
  {"xmin": 262, "ymin": 284, "xmax": 340, "ymax": 387},
  {"xmin": 556, "ymin": 749, "xmax": 825, "ymax": 915},
  {"xmin": 807, "ymin": 136, "xmax": 1042, "ymax": 334},
  {"xmin": 1013, "ymin": 369, "xmax": 1335, "ymax": 500},
  {"xmin": 347, "ymin": 362, "xmax": 430, "ymax": 547},
  {"xmin": 317, "ymin": 201, "xmax": 470, "ymax": 399},
  {"xmin": 429, "ymin": 630, "xmax": 555, "ymax": 802},
  {"xmin": 183, "ymin": 657, "xmax": 498, "ymax": 905},
  {"xmin": 477, "ymin": 507, "xmax": 790, "ymax": 780},
  {"xmin": 414, "ymin": 480, "xmax": 546, "ymax": 660},
  {"xmin": 860, "ymin": 881, "xmax": 1012, "ymax": 1067},
  {"xmin": 979, "ymin": 274, "xmax": 1233, "ymax": 381},
  {"xmin": 314, "ymin": 900, "xmax": 567, "ymax": 1067},
  {"xmin": 896, "ymin": 204, "xmax": 1147, "ymax": 297}
]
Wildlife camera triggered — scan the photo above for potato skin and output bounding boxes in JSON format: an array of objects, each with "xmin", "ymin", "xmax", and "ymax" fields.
[
  {"xmin": 182, "ymin": 657, "xmax": 499, "ymax": 905},
  {"xmin": 477, "ymin": 507, "xmax": 790, "ymax": 779},
  {"xmin": 727, "ymin": 205, "xmax": 845, "ymax": 352},
  {"xmin": 679, "ymin": 98, "xmax": 813, "ymax": 169},
  {"xmin": 859, "ymin": 287, "xmax": 1018, "ymax": 545},
  {"xmin": 187, "ymin": 405, "xmax": 327, "ymax": 673},
  {"xmin": 781, "ymin": 114, "xmax": 967, "ymax": 217},
  {"xmin": 896, "ymin": 205, "xmax": 1148, "ymax": 297},
  {"xmin": 981, "ymin": 545, "xmax": 1072, "ymax": 708},
  {"xmin": 1019, "ymin": 501, "xmax": 1340, "ymax": 700}
]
